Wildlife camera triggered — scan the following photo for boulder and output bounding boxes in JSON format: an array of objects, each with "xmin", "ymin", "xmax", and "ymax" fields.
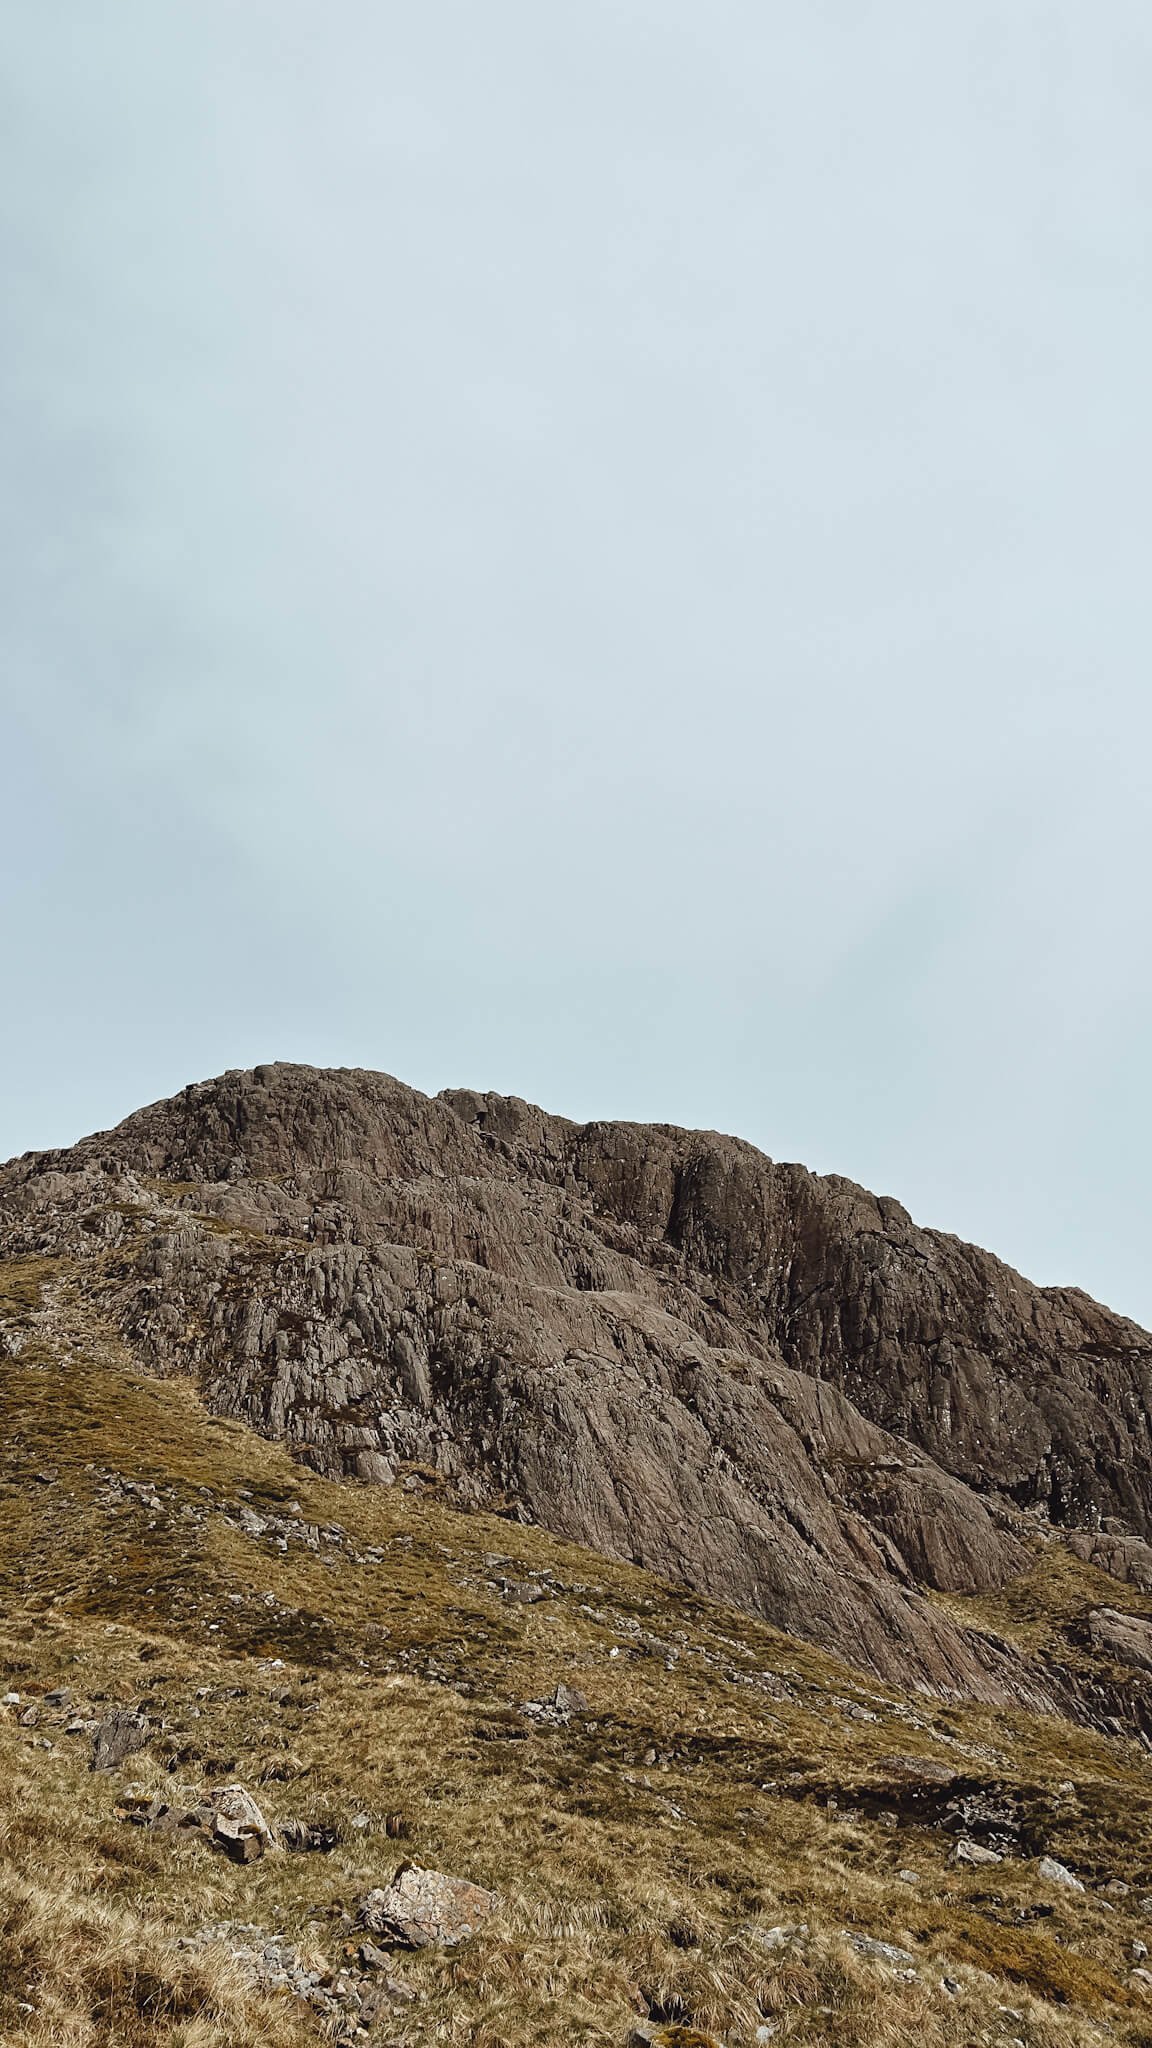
[
  {"xmin": 953, "ymin": 1839, "xmax": 1002, "ymax": 1866},
  {"xmin": 1067, "ymin": 1531, "xmax": 1152, "ymax": 1593},
  {"xmin": 90, "ymin": 1708, "xmax": 150, "ymax": 1772},
  {"xmin": 199, "ymin": 1783, "xmax": 276, "ymax": 1861},
  {"xmin": 521, "ymin": 1681, "xmax": 590, "ymax": 1725},
  {"xmin": 358, "ymin": 1864, "xmax": 496, "ymax": 1948},
  {"xmin": 119, "ymin": 1782, "xmax": 276, "ymax": 1861},
  {"xmin": 1087, "ymin": 1607, "xmax": 1152, "ymax": 1674}
]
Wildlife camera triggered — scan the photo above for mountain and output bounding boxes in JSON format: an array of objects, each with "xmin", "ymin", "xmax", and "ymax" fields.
[
  {"xmin": 5, "ymin": 1063, "xmax": 1152, "ymax": 2047},
  {"xmin": 3, "ymin": 1063, "xmax": 1152, "ymax": 1718}
]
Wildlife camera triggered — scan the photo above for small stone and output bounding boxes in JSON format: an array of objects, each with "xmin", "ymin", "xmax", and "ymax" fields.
[
  {"xmin": 631, "ymin": 2032, "xmax": 722, "ymax": 2048},
  {"xmin": 746, "ymin": 1923, "xmax": 806, "ymax": 1952},
  {"xmin": 1037, "ymin": 1855, "xmax": 1084, "ymax": 1892},
  {"xmin": 846, "ymin": 1932, "xmax": 916, "ymax": 1966},
  {"xmin": 280, "ymin": 1816, "xmax": 341, "ymax": 1853},
  {"xmin": 897, "ymin": 1869, "xmax": 920, "ymax": 1885}
]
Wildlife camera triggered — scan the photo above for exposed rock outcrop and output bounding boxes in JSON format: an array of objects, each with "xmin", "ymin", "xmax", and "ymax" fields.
[
  {"xmin": 3, "ymin": 1062, "xmax": 1151, "ymax": 1707},
  {"xmin": 1086, "ymin": 1608, "xmax": 1152, "ymax": 1674}
]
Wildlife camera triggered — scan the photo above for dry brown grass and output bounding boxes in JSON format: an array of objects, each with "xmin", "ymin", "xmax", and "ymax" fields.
[{"xmin": 2, "ymin": 1263, "xmax": 1152, "ymax": 2045}]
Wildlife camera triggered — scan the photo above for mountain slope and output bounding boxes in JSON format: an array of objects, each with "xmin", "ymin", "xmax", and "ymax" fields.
[
  {"xmin": 6, "ymin": 1065, "xmax": 1152, "ymax": 2046},
  {"xmin": 3, "ymin": 1063, "xmax": 1152, "ymax": 1713},
  {"xmin": 3, "ymin": 1279, "xmax": 1152, "ymax": 2048}
]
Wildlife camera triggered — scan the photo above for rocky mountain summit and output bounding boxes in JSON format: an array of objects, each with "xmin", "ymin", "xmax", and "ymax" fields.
[
  {"xmin": 7, "ymin": 1064, "xmax": 1152, "ymax": 2047},
  {"xmin": 3, "ymin": 1062, "xmax": 1152, "ymax": 1712}
]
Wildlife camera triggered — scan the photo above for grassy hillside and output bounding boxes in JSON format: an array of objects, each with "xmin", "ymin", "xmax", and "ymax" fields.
[{"xmin": 3, "ymin": 1252, "xmax": 1152, "ymax": 2046}]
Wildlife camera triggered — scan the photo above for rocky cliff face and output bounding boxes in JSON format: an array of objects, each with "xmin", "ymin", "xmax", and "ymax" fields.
[{"xmin": 3, "ymin": 1063, "xmax": 1151, "ymax": 1708}]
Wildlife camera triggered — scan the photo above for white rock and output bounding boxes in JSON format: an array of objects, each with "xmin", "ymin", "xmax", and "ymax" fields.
[
  {"xmin": 953, "ymin": 1838, "xmax": 1002, "ymax": 1866},
  {"xmin": 359, "ymin": 1865, "xmax": 496, "ymax": 1949},
  {"xmin": 846, "ymin": 1932, "xmax": 916, "ymax": 1966},
  {"xmin": 1037, "ymin": 1856, "xmax": 1084, "ymax": 1892}
]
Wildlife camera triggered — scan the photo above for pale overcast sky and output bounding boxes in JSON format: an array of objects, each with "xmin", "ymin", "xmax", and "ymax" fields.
[{"xmin": 3, "ymin": 4, "xmax": 1151, "ymax": 1323}]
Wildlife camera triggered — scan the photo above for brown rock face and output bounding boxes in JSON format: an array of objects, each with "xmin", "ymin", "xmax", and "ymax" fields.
[{"xmin": 3, "ymin": 1062, "xmax": 1150, "ymax": 1705}]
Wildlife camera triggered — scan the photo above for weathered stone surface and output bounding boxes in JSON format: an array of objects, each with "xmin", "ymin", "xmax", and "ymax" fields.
[
  {"xmin": 90, "ymin": 1708, "xmax": 150, "ymax": 1773},
  {"xmin": 280, "ymin": 1814, "xmax": 341, "ymax": 1853},
  {"xmin": 125, "ymin": 1781, "xmax": 276, "ymax": 1859},
  {"xmin": 1038, "ymin": 1855, "xmax": 1084, "ymax": 1891},
  {"xmin": 358, "ymin": 1864, "xmax": 496, "ymax": 1947},
  {"xmin": 1067, "ymin": 1530, "xmax": 1152, "ymax": 1592},
  {"xmin": 877, "ymin": 1756, "xmax": 960, "ymax": 1786},
  {"xmin": 846, "ymin": 1932, "xmax": 917, "ymax": 1965},
  {"xmin": 953, "ymin": 1839, "xmax": 1003, "ymax": 1866},
  {"xmin": 1087, "ymin": 1608, "xmax": 1152, "ymax": 1673},
  {"xmin": 4, "ymin": 1061, "xmax": 1152, "ymax": 1706},
  {"xmin": 202, "ymin": 1783, "xmax": 274, "ymax": 1860}
]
